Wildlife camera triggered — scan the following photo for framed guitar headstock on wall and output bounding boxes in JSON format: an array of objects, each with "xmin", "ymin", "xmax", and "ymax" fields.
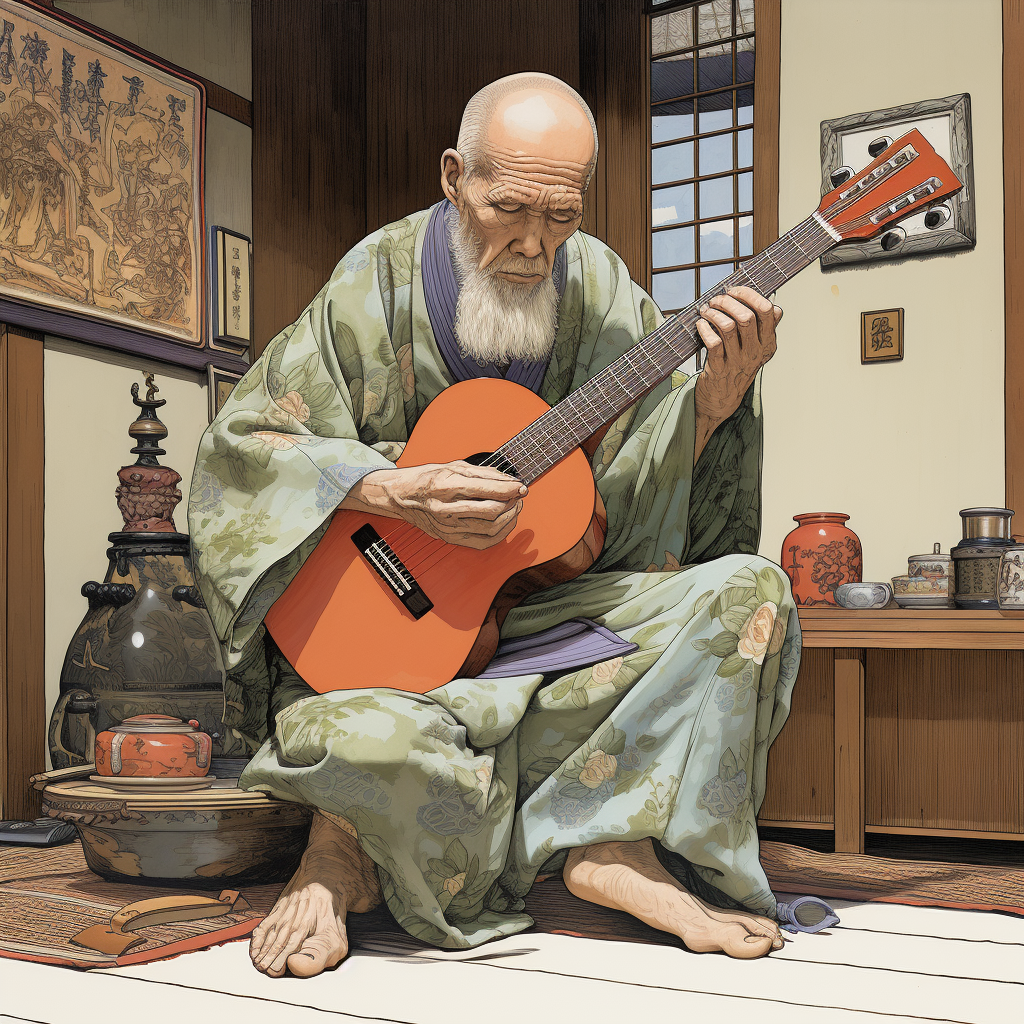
[{"xmin": 819, "ymin": 92, "xmax": 976, "ymax": 268}]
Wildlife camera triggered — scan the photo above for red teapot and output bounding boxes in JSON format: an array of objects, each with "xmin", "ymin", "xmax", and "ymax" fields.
[{"xmin": 94, "ymin": 714, "xmax": 212, "ymax": 778}]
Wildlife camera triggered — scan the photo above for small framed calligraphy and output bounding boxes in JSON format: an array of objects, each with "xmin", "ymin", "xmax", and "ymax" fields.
[
  {"xmin": 209, "ymin": 225, "xmax": 252, "ymax": 357},
  {"xmin": 861, "ymin": 307, "xmax": 904, "ymax": 364},
  {"xmin": 207, "ymin": 364, "xmax": 244, "ymax": 422}
]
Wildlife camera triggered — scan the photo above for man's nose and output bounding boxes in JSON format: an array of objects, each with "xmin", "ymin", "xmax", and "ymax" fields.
[{"xmin": 511, "ymin": 216, "xmax": 544, "ymax": 259}]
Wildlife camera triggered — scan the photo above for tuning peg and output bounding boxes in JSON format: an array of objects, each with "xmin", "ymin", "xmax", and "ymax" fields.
[
  {"xmin": 880, "ymin": 226, "xmax": 906, "ymax": 251},
  {"xmin": 868, "ymin": 136, "xmax": 894, "ymax": 159},
  {"xmin": 924, "ymin": 203, "xmax": 951, "ymax": 229},
  {"xmin": 830, "ymin": 165, "xmax": 854, "ymax": 188}
]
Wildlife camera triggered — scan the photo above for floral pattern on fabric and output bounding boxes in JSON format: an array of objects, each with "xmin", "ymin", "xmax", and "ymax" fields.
[{"xmin": 188, "ymin": 207, "xmax": 798, "ymax": 950}]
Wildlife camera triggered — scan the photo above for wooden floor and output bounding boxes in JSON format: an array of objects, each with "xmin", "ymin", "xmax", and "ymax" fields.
[{"xmin": 0, "ymin": 893, "xmax": 1021, "ymax": 1023}]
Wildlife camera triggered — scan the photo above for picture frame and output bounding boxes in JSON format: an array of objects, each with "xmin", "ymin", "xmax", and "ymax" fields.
[
  {"xmin": 820, "ymin": 93, "xmax": 975, "ymax": 269},
  {"xmin": 207, "ymin": 364, "xmax": 244, "ymax": 422},
  {"xmin": 208, "ymin": 225, "xmax": 252, "ymax": 357},
  {"xmin": 861, "ymin": 307, "xmax": 904, "ymax": 364},
  {"xmin": 0, "ymin": 0, "xmax": 207, "ymax": 357}
]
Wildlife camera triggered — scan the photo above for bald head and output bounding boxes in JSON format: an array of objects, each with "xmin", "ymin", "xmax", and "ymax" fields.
[{"xmin": 456, "ymin": 73, "xmax": 598, "ymax": 188}]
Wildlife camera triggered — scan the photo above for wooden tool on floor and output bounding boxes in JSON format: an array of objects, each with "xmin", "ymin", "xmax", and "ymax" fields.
[{"xmin": 71, "ymin": 889, "xmax": 250, "ymax": 955}]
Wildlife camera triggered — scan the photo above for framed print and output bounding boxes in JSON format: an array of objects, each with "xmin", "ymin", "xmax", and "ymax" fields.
[
  {"xmin": 0, "ymin": 0, "xmax": 205, "ymax": 347},
  {"xmin": 820, "ymin": 93, "xmax": 975, "ymax": 269},
  {"xmin": 208, "ymin": 225, "xmax": 252, "ymax": 356},
  {"xmin": 207, "ymin": 364, "xmax": 243, "ymax": 422},
  {"xmin": 861, "ymin": 308, "xmax": 904, "ymax": 364}
]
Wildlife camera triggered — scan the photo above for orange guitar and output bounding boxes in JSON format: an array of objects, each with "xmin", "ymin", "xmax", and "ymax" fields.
[{"xmin": 264, "ymin": 130, "xmax": 963, "ymax": 695}]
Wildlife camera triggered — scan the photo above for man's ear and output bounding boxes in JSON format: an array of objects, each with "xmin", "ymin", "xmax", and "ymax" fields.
[{"xmin": 440, "ymin": 149, "xmax": 464, "ymax": 204}]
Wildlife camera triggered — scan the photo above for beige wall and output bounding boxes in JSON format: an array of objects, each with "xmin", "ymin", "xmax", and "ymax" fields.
[
  {"xmin": 41, "ymin": 2, "xmax": 250, "ymax": 762},
  {"xmin": 759, "ymin": 0, "xmax": 1005, "ymax": 582}
]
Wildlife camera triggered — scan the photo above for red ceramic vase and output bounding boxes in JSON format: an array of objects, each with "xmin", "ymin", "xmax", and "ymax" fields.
[{"xmin": 781, "ymin": 513, "xmax": 863, "ymax": 606}]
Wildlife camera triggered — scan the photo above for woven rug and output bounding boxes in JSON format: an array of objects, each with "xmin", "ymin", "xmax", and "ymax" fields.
[
  {"xmin": 3, "ymin": 840, "xmax": 1023, "ymax": 969},
  {"xmin": 0, "ymin": 842, "xmax": 283, "ymax": 969}
]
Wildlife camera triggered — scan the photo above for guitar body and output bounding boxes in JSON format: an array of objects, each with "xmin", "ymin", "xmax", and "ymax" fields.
[{"xmin": 263, "ymin": 378, "xmax": 601, "ymax": 694}]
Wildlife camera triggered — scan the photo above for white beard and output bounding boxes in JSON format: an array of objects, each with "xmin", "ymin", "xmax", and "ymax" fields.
[{"xmin": 450, "ymin": 209, "xmax": 558, "ymax": 364}]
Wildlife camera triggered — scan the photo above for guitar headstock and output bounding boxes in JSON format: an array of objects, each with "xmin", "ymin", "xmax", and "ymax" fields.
[{"xmin": 817, "ymin": 129, "xmax": 962, "ymax": 244}]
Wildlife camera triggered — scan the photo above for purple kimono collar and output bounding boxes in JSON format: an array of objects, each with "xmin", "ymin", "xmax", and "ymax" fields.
[{"xmin": 421, "ymin": 201, "xmax": 566, "ymax": 394}]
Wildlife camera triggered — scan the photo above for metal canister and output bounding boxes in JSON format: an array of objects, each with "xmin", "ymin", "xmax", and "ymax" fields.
[{"xmin": 951, "ymin": 507, "xmax": 1015, "ymax": 609}]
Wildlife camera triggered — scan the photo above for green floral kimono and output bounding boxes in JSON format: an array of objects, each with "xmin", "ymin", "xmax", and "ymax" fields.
[{"xmin": 188, "ymin": 208, "xmax": 801, "ymax": 949}]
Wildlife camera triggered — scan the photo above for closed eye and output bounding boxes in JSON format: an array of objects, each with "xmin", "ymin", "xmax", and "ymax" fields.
[{"xmin": 493, "ymin": 202, "xmax": 523, "ymax": 214}]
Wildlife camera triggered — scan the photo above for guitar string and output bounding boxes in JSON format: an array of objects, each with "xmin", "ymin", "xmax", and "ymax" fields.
[
  {"xmin": 383, "ymin": 215, "xmax": 834, "ymax": 577},
  {"xmin": 382, "ymin": 215, "xmax": 837, "ymax": 579}
]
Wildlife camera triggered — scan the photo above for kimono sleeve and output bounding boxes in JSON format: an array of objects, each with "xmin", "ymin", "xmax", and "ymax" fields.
[{"xmin": 188, "ymin": 244, "xmax": 400, "ymax": 662}]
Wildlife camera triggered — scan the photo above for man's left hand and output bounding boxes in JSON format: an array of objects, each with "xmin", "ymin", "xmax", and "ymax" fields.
[{"xmin": 693, "ymin": 285, "xmax": 783, "ymax": 459}]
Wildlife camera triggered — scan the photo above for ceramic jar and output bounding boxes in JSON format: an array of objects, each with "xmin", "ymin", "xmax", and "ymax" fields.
[
  {"xmin": 94, "ymin": 714, "xmax": 212, "ymax": 778},
  {"xmin": 781, "ymin": 513, "xmax": 863, "ymax": 606},
  {"xmin": 952, "ymin": 507, "xmax": 1015, "ymax": 609},
  {"xmin": 997, "ymin": 541, "xmax": 1024, "ymax": 609}
]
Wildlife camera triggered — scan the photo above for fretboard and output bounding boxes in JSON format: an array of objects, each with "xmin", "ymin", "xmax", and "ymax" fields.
[{"xmin": 495, "ymin": 213, "xmax": 840, "ymax": 484}]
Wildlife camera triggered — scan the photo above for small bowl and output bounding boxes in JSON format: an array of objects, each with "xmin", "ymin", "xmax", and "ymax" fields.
[{"xmin": 834, "ymin": 582, "xmax": 892, "ymax": 609}]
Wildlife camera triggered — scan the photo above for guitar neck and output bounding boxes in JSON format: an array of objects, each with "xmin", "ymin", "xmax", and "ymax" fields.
[{"xmin": 498, "ymin": 212, "xmax": 841, "ymax": 484}]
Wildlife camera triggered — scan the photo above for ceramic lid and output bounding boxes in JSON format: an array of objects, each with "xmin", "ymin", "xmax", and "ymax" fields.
[
  {"xmin": 109, "ymin": 714, "xmax": 204, "ymax": 735},
  {"xmin": 909, "ymin": 542, "xmax": 950, "ymax": 562}
]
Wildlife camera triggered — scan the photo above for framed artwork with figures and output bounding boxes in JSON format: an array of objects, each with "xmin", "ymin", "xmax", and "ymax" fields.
[{"xmin": 0, "ymin": 0, "xmax": 205, "ymax": 348}]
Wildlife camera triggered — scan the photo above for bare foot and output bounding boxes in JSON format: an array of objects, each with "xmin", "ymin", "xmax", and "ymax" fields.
[
  {"xmin": 250, "ymin": 812, "xmax": 382, "ymax": 977},
  {"xmin": 564, "ymin": 838, "xmax": 783, "ymax": 959}
]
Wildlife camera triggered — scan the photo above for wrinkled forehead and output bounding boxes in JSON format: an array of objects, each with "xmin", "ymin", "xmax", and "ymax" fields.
[{"xmin": 476, "ymin": 90, "xmax": 594, "ymax": 209}]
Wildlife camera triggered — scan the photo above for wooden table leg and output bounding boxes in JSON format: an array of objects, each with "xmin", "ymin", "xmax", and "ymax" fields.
[{"xmin": 834, "ymin": 648, "xmax": 865, "ymax": 854}]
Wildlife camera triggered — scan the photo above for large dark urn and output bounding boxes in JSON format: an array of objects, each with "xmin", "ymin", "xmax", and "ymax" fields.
[{"xmin": 49, "ymin": 376, "xmax": 236, "ymax": 769}]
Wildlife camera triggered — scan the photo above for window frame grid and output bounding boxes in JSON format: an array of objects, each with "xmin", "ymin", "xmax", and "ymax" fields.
[{"xmin": 650, "ymin": 0, "xmax": 752, "ymax": 316}]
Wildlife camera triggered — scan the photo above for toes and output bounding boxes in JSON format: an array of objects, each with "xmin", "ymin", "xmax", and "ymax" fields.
[
  {"xmin": 256, "ymin": 891, "xmax": 311, "ymax": 974},
  {"xmin": 730, "ymin": 930, "xmax": 775, "ymax": 960},
  {"xmin": 287, "ymin": 929, "xmax": 349, "ymax": 978}
]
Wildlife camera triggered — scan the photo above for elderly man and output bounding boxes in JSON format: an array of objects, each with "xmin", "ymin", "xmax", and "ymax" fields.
[{"xmin": 189, "ymin": 72, "xmax": 799, "ymax": 979}]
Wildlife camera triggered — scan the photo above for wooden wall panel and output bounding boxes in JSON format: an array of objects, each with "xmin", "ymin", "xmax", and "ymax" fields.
[
  {"xmin": 365, "ymin": 0, "xmax": 580, "ymax": 232},
  {"xmin": 1, "ymin": 328, "xmax": 45, "ymax": 820},
  {"xmin": 759, "ymin": 647, "xmax": 835, "ymax": 825},
  {"xmin": 579, "ymin": 0, "xmax": 650, "ymax": 288},
  {"xmin": 752, "ymin": 0, "xmax": 781, "ymax": 255},
  {"xmin": 251, "ymin": 0, "xmax": 367, "ymax": 355},
  {"xmin": 866, "ymin": 650, "xmax": 1024, "ymax": 834}
]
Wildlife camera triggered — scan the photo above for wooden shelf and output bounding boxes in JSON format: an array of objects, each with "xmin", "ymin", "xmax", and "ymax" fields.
[{"xmin": 797, "ymin": 607, "xmax": 1024, "ymax": 649}]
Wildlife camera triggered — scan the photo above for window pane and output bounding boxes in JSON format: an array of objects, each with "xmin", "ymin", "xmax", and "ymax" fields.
[
  {"xmin": 736, "ymin": 0, "xmax": 754, "ymax": 34},
  {"xmin": 738, "ymin": 215, "xmax": 753, "ymax": 256},
  {"xmin": 697, "ymin": 89, "xmax": 734, "ymax": 125},
  {"xmin": 738, "ymin": 171, "xmax": 753, "ymax": 211},
  {"xmin": 653, "ymin": 269, "xmax": 695, "ymax": 311},
  {"xmin": 738, "ymin": 128, "xmax": 753, "ymax": 168},
  {"xmin": 652, "ymin": 184, "xmax": 695, "ymax": 227},
  {"xmin": 653, "ymin": 141, "xmax": 693, "ymax": 185},
  {"xmin": 699, "ymin": 175, "xmax": 735, "ymax": 218},
  {"xmin": 653, "ymin": 112, "xmax": 693, "ymax": 143},
  {"xmin": 652, "ymin": 57, "xmax": 694, "ymax": 103},
  {"xmin": 700, "ymin": 219, "xmax": 735, "ymax": 261},
  {"xmin": 698, "ymin": 262, "xmax": 734, "ymax": 297},
  {"xmin": 652, "ymin": 10, "xmax": 693, "ymax": 57},
  {"xmin": 699, "ymin": 133, "xmax": 734, "ymax": 175},
  {"xmin": 696, "ymin": 47, "xmax": 733, "ymax": 92},
  {"xmin": 698, "ymin": 107, "xmax": 732, "ymax": 133},
  {"xmin": 653, "ymin": 226, "xmax": 695, "ymax": 269},
  {"xmin": 737, "ymin": 88, "xmax": 753, "ymax": 124},
  {"xmin": 736, "ymin": 48, "xmax": 755, "ymax": 85},
  {"xmin": 697, "ymin": 0, "xmax": 733, "ymax": 43}
]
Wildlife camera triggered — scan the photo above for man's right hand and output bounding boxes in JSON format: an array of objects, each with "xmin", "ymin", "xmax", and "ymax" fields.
[{"xmin": 340, "ymin": 461, "xmax": 527, "ymax": 550}]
